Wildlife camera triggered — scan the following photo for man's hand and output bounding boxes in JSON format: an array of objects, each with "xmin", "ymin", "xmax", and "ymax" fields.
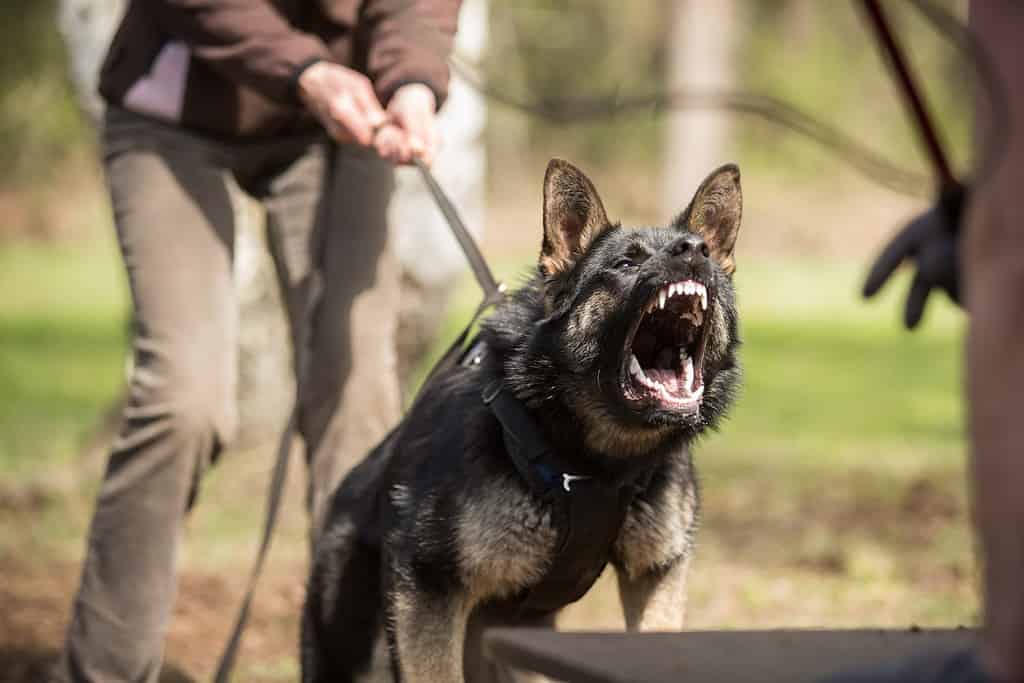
[
  {"xmin": 375, "ymin": 83, "xmax": 439, "ymax": 166},
  {"xmin": 297, "ymin": 61, "xmax": 387, "ymax": 146}
]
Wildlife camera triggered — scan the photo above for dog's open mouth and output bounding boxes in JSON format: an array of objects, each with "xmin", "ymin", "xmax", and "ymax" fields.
[{"xmin": 622, "ymin": 279, "xmax": 710, "ymax": 412}]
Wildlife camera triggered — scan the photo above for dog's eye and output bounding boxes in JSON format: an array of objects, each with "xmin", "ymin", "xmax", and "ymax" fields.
[{"xmin": 614, "ymin": 258, "xmax": 638, "ymax": 271}]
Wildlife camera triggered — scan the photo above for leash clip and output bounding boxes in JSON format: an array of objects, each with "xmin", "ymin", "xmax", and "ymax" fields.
[{"xmin": 562, "ymin": 473, "xmax": 591, "ymax": 493}]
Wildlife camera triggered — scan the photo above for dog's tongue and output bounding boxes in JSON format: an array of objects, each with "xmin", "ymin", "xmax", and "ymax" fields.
[{"xmin": 647, "ymin": 369, "xmax": 680, "ymax": 393}]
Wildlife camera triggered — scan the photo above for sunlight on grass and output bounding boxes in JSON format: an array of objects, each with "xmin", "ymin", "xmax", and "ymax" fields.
[
  {"xmin": 0, "ymin": 242, "xmax": 977, "ymax": 640},
  {"xmin": 0, "ymin": 237, "xmax": 128, "ymax": 478}
]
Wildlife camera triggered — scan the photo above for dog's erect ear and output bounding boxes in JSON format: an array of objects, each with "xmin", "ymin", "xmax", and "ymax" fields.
[
  {"xmin": 678, "ymin": 164, "xmax": 742, "ymax": 275},
  {"xmin": 540, "ymin": 159, "xmax": 611, "ymax": 277}
]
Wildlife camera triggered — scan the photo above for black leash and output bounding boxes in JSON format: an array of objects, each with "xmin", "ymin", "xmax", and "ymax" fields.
[
  {"xmin": 412, "ymin": 157, "xmax": 504, "ymax": 301},
  {"xmin": 860, "ymin": 0, "xmax": 957, "ymax": 194},
  {"xmin": 408, "ymin": 158, "xmax": 507, "ymax": 394}
]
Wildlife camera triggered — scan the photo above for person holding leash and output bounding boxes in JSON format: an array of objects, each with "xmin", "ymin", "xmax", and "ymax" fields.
[{"xmin": 51, "ymin": 1, "xmax": 460, "ymax": 681}]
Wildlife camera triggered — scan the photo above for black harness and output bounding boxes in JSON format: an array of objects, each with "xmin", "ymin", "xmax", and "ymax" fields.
[{"xmin": 461, "ymin": 340, "xmax": 654, "ymax": 614}]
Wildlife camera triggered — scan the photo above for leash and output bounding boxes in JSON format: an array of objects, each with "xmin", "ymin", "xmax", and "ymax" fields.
[
  {"xmin": 214, "ymin": 155, "xmax": 502, "ymax": 682},
  {"xmin": 412, "ymin": 157, "xmax": 504, "ymax": 301},
  {"xmin": 860, "ymin": 0, "xmax": 958, "ymax": 195},
  {"xmin": 406, "ymin": 157, "xmax": 507, "ymax": 396}
]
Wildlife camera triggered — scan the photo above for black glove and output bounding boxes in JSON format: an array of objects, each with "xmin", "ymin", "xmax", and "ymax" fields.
[{"xmin": 863, "ymin": 184, "xmax": 967, "ymax": 329}]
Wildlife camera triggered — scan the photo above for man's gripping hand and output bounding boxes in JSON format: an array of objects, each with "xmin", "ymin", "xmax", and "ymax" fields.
[
  {"xmin": 373, "ymin": 83, "xmax": 439, "ymax": 166},
  {"xmin": 297, "ymin": 61, "xmax": 388, "ymax": 146},
  {"xmin": 298, "ymin": 64, "xmax": 439, "ymax": 167}
]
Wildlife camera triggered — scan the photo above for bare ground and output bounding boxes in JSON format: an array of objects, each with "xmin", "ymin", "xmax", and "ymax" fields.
[{"xmin": 0, "ymin": 442, "xmax": 978, "ymax": 682}]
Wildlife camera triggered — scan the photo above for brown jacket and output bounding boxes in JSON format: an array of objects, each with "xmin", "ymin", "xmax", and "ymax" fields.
[{"xmin": 100, "ymin": 0, "xmax": 460, "ymax": 138}]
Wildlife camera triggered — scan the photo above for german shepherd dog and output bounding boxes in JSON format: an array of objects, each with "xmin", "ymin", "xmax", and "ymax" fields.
[{"xmin": 302, "ymin": 159, "xmax": 743, "ymax": 682}]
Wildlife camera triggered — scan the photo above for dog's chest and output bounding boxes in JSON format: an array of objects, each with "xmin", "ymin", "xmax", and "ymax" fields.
[
  {"xmin": 614, "ymin": 473, "xmax": 699, "ymax": 579},
  {"xmin": 453, "ymin": 466, "xmax": 696, "ymax": 611},
  {"xmin": 454, "ymin": 476, "xmax": 560, "ymax": 604}
]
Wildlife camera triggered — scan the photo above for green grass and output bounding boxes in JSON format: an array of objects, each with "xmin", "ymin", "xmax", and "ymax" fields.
[
  {"xmin": 0, "ymin": 240, "xmax": 969, "ymax": 510},
  {"xmin": 0, "ymin": 240, "xmax": 967, "ymax": 518},
  {"xmin": 0, "ymin": 237, "xmax": 128, "ymax": 479},
  {"xmin": 0, "ymin": 243, "xmax": 977, "ymax": 680},
  {"xmin": 722, "ymin": 260, "xmax": 964, "ymax": 457}
]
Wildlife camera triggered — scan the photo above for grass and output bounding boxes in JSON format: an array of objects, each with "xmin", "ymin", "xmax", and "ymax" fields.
[
  {"xmin": 0, "ymin": 237, "xmax": 128, "ymax": 481},
  {"xmin": 723, "ymin": 260, "xmax": 964, "ymax": 456},
  {"xmin": 0, "ymin": 239, "xmax": 977, "ymax": 680}
]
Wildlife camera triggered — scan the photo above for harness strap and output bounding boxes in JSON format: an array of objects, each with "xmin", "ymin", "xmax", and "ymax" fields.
[
  {"xmin": 480, "ymin": 370, "xmax": 654, "ymax": 614},
  {"xmin": 482, "ymin": 379, "xmax": 564, "ymax": 494}
]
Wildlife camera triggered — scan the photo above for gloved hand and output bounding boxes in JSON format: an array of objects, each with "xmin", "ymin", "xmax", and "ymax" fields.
[{"xmin": 862, "ymin": 184, "xmax": 967, "ymax": 329}]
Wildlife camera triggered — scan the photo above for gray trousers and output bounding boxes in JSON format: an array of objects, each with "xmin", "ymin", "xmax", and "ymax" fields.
[{"xmin": 53, "ymin": 108, "xmax": 402, "ymax": 682}]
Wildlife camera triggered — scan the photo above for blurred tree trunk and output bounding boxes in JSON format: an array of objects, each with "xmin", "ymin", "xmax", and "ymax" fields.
[
  {"xmin": 662, "ymin": 0, "xmax": 736, "ymax": 216},
  {"xmin": 58, "ymin": 0, "xmax": 486, "ymax": 456}
]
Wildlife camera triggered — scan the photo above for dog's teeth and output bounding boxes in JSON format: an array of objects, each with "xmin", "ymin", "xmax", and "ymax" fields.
[
  {"xmin": 630, "ymin": 354, "xmax": 642, "ymax": 378},
  {"xmin": 684, "ymin": 281, "xmax": 693, "ymax": 295},
  {"xmin": 669, "ymin": 283, "xmax": 678, "ymax": 298},
  {"xmin": 659, "ymin": 290, "xmax": 666, "ymax": 309},
  {"xmin": 700, "ymin": 290, "xmax": 708, "ymax": 311}
]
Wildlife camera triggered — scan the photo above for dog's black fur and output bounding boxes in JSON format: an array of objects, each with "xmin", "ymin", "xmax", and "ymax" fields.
[{"xmin": 302, "ymin": 159, "xmax": 743, "ymax": 682}]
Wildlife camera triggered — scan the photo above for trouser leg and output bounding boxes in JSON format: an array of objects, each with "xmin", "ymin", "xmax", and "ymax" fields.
[
  {"xmin": 263, "ymin": 142, "xmax": 400, "ymax": 538},
  {"xmin": 54, "ymin": 111, "xmax": 238, "ymax": 683}
]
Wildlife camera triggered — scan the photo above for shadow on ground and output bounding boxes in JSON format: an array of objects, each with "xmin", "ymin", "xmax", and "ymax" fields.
[{"xmin": 0, "ymin": 646, "xmax": 196, "ymax": 683}]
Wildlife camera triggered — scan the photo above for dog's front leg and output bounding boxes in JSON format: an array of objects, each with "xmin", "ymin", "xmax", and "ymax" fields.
[
  {"xmin": 615, "ymin": 556, "xmax": 690, "ymax": 631},
  {"xmin": 388, "ymin": 584, "xmax": 469, "ymax": 683}
]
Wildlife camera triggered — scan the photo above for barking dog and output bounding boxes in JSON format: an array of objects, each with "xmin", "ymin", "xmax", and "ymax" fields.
[{"xmin": 302, "ymin": 159, "xmax": 744, "ymax": 682}]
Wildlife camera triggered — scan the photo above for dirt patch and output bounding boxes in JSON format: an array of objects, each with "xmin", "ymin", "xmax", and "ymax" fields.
[{"xmin": 0, "ymin": 552, "xmax": 305, "ymax": 682}]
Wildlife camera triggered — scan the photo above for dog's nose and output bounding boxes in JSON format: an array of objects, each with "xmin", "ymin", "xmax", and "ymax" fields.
[{"xmin": 667, "ymin": 234, "xmax": 709, "ymax": 263}]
